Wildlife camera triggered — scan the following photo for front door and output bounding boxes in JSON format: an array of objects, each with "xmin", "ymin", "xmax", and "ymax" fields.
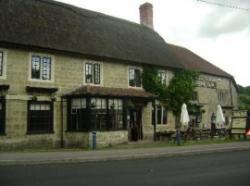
[
  {"xmin": 129, "ymin": 109, "xmax": 142, "ymax": 141},
  {"xmin": 0, "ymin": 98, "xmax": 5, "ymax": 134}
]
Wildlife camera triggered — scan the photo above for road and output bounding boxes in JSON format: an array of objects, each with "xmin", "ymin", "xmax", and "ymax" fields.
[{"xmin": 0, "ymin": 150, "xmax": 249, "ymax": 186}]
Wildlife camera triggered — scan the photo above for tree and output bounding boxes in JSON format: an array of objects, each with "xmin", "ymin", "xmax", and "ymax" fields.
[
  {"xmin": 141, "ymin": 66, "xmax": 165, "ymax": 97},
  {"xmin": 142, "ymin": 68, "xmax": 199, "ymax": 144},
  {"xmin": 164, "ymin": 70, "xmax": 199, "ymax": 117},
  {"xmin": 142, "ymin": 67, "xmax": 199, "ymax": 117},
  {"xmin": 238, "ymin": 85, "xmax": 250, "ymax": 110}
]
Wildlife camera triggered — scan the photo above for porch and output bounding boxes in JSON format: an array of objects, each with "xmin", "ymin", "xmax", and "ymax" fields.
[{"xmin": 62, "ymin": 85, "xmax": 155, "ymax": 147}]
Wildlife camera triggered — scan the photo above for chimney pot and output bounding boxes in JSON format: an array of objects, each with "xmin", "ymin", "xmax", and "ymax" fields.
[{"xmin": 139, "ymin": 2, "xmax": 154, "ymax": 29}]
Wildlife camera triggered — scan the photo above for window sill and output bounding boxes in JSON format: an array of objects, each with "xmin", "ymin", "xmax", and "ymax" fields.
[
  {"xmin": 128, "ymin": 86, "xmax": 143, "ymax": 89},
  {"xmin": 84, "ymin": 83, "xmax": 102, "ymax": 87}
]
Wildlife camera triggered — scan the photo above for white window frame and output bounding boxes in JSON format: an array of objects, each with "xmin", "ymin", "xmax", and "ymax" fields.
[
  {"xmin": 0, "ymin": 49, "xmax": 7, "ymax": 80},
  {"xmin": 83, "ymin": 60, "xmax": 103, "ymax": 86},
  {"xmin": 128, "ymin": 66, "xmax": 142, "ymax": 88},
  {"xmin": 153, "ymin": 100, "xmax": 167, "ymax": 125},
  {"xmin": 28, "ymin": 53, "xmax": 54, "ymax": 82},
  {"xmin": 158, "ymin": 70, "xmax": 168, "ymax": 86},
  {"xmin": 157, "ymin": 105, "xmax": 167, "ymax": 125}
]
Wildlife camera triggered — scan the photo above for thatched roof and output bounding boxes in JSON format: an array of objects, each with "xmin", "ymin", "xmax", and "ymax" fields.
[
  {"xmin": 0, "ymin": 0, "xmax": 181, "ymax": 69},
  {"xmin": 167, "ymin": 44, "xmax": 233, "ymax": 78},
  {"xmin": 0, "ymin": 0, "xmax": 234, "ymax": 80}
]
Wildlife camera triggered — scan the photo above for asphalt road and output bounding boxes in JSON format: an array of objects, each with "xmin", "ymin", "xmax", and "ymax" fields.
[{"xmin": 0, "ymin": 150, "xmax": 250, "ymax": 186}]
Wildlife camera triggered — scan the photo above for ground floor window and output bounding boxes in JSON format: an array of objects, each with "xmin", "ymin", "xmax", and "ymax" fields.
[
  {"xmin": 68, "ymin": 97, "xmax": 125, "ymax": 132},
  {"xmin": 189, "ymin": 114, "xmax": 201, "ymax": 127},
  {"xmin": 152, "ymin": 105, "xmax": 167, "ymax": 125},
  {"xmin": 0, "ymin": 98, "xmax": 5, "ymax": 134},
  {"xmin": 27, "ymin": 101, "xmax": 53, "ymax": 134}
]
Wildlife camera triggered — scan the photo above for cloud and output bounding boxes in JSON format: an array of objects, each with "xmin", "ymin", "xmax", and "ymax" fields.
[{"xmin": 197, "ymin": 1, "xmax": 250, "ymax": 38}]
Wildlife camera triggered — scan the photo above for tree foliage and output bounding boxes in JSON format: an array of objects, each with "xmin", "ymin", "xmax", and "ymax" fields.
[
  {"xmin": 165, "ymin": 70, "xmax": 199, "ymax": 115},
  {"xmin": 238, "ymin": 85, "xmax": 250, "ymax": 110},
  {"xmin": 142, "ymin": 66, "xmax": 167, "ymax": 98},
  {"xmin": 142, "ymin": 67, "xmax": 199, "ymax": 116}
]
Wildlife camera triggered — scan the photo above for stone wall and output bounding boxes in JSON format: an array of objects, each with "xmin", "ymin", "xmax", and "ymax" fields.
[
  {"xmin": 89, "ymin": 131, "xmax": 128, "ymax": 148},
  {"xmin": 196, "ymin": 74, "xmax": 237, "ymax": 129},
  {"xmin": 0, "ymin": 48, "xmax": 238, "ymax": 149},
  {"xmin": 0, "ymin": 49, "xmax": 143, "ymax": 149}
]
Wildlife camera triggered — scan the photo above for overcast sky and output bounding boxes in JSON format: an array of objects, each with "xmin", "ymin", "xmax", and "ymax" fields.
[{"xmin": 54, "ymin": 0, "xmax": 250, "ymax": 86}]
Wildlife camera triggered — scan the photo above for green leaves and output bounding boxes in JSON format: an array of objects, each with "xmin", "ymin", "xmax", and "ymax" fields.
[
  {"xmin": 238, "ymin": 85, "xmax": 250, "ymax": 110},
  {"xmin": 142, "ymin": 66, "xmax": 163, "ymax": 96},
  {"xmin": 165, "ymin": 70, "xmax": 199, "ymax": 115},
  {"xmin": 142, "ymin": 67, "xmax": 199, "ymax": 116}
]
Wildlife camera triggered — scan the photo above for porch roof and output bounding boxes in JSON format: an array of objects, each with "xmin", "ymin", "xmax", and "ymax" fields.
[{"xmin": 62, "ymin": 85, "xmax": 155, "ymax": 99}]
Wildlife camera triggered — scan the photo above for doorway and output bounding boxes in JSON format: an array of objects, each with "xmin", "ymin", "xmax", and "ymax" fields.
[{"xmin": 129, "ymin": 109, "xmax": 143, "ymax": 141}]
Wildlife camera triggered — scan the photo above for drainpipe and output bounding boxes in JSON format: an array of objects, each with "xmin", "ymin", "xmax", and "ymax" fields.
[{"xmin": 60, "ymin": 98, "xmax": 64, "ymax": 148}]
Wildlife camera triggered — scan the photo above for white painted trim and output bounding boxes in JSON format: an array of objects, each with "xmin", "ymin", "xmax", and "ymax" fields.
[
  {"xmin": 28, "ymin": 52, "xmax": 55, "ymax": 83},
  {"xmin": 158, "ymin": 69, "xmax": 169, "ymax": 86},
  {"xmin": 83, "ymin": 60, "xmax": 103, "ymax": 86},
  {"xmin": 0, "ymin": 48, "xmax": 7, "ymax": 80},
  {"xmin": 127, "ymin": 66, "xmax": 143, "ymax": 89}
]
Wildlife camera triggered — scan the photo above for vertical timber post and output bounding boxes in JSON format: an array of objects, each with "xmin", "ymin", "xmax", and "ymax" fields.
[
  {"xmin": 153, "ymin": 99, "xmax": 157, "ymax": 141},
  {"xmin": 60, "ymin": 98, "xmax": 64, "ymax": 148}
]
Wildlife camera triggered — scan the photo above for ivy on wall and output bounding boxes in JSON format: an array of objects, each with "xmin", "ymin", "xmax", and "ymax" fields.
[{"xmin": 142, "ymin": 67, "xmax": 199, "ymax": 116}]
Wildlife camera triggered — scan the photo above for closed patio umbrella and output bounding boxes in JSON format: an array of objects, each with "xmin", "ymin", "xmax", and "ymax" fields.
[
  {"xmin": 180, "ymin": 103, "xmax": 190, "ymax": 127},
  {"xmin": 216, "ymin": 105, "xmax": 225, "ymax": 129}
]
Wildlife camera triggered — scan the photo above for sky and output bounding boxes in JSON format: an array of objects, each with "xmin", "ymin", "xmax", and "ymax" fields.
[{"xmin": 54, "ymin": 0, "xmax": 250, "ymax": 86}]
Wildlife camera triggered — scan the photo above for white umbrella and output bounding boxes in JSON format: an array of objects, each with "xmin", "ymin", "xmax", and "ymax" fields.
[
  {"xmin": 180, "ymin": 103, "xmax": 190, "ymax": 127},
  {"xmin": 216, "ymin": 105, "xmax": 225, "ymax": 129}
]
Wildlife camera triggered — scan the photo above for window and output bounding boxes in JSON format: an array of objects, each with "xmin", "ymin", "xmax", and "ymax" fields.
[
  {"xmin": 0, "ymin": 51, "xmax": 3, "ymax": 77},
  {"xmin": 31, "ymin": 55, "xmax": 52, "ymax": 80},
  {"xmin": 0, "ymin": 98, "xmax": 5, "ymax": 134},
  {"xmin": 68, "ymin": 98, "xmax": 124, "ymax": 132},
  {"xmin": 108, "ymin": 99, "xmax": 123, "ymax": 130},
  {"xmin": 152, "ymin": 105, "xmax": 167, "ymax": 125},
  {"xmin": 85, "ymin": 63, "xmax": 101, "ymax": 84},
  {"xmin": 158, "ymin": 71, "xmax": 167, "ymax": 86},
  {"xmin": 28, "ymin": 101, "xmax": 53, "ymax": 133},
  {"xmin": 129, "ymin": 67, "xmax": 141, "ymax": 87},
  {"xmin": 217, "ymin": 90, "xmax": 229, "ymax": 104}
]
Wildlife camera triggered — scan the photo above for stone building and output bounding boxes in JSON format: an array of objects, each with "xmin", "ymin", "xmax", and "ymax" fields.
[{"xmin": 0, "ymin": 0, "xmax": 238, "ymax": 149}]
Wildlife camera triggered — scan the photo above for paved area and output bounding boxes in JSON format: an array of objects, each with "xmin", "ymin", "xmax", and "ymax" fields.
[
  {"xmin": 0, "ymin": 141, "xmax": 250, "ymax": 165},
  {"xmin": 1, "ymin": 151, "xmax": 250, "ymax": 186}
]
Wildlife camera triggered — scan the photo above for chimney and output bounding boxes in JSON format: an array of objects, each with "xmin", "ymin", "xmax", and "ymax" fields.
[{"xmin": 139, "ymin": 2, "xmax": 154, "ymax": 29}]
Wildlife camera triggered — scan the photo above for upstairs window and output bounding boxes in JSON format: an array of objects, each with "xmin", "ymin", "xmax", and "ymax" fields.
[
  {"xmin": 85, "ymin": 63, "xmax": 101, "ymax": 84},
  {"xmin": 217, "ymin": 89, "xmax": 229, "ymax": 104},
  {"xmin": 0, "ymin": 51, "xmax": 3, "ymax": 77},
  {"xmin": 27, "ymin": 101, "xmax": 53, "ymax": 134},
  {"xmin": 158, "ymin": 71, "xmax": 168, "ymax": 86},
  {"xmin": 31, "ymin": 55, "xmax": 52, "ymax": 80},
  {"xmin": 129, "ymin": 67, "xmax": 142, "ymax": 87}
]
